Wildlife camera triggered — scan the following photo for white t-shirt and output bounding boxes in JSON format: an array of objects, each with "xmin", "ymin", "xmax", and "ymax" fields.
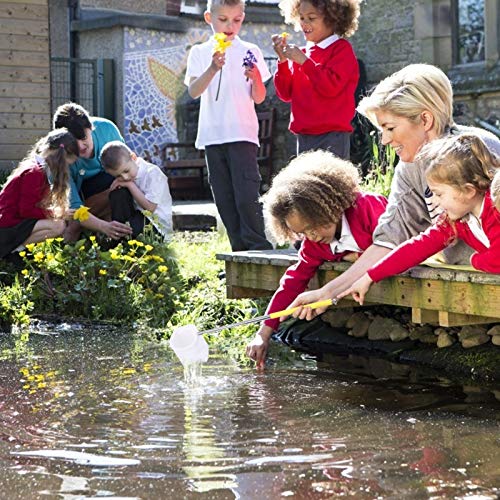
[
  {"xmin": 184, "ymin": 36, "xmax": 271, "ymax": 149},
  {"xmin": 134, "ymin": 158, "xmax": 173, "ymax": 237}
]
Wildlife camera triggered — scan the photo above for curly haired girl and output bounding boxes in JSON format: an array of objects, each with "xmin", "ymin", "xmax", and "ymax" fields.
[
  {"xmin": 246, "ymin": 149, "xmax": 387, "ymax": 367},
  {"xmin": 272, "ymin": 0, "xmax": 361, "ymax": 157},
  {"xmin": 0, "ymin": 128, "xmax": 78, "ymax": 259}
]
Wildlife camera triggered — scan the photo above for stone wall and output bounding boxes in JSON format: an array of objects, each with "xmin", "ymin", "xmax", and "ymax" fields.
[{"xmin": 351, "ymin": 0, "xmax": 422, "ymax": 84}]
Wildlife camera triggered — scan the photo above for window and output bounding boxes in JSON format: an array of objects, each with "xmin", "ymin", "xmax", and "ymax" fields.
[{"xmin": 453, "ymin": 0, "xmax": 485, "ymax": 64}]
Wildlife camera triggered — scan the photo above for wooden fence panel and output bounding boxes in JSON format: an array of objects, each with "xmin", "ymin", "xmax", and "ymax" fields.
[{"xmin": 0, "ymin": 0, "xmax": 50, "ymax": 171}]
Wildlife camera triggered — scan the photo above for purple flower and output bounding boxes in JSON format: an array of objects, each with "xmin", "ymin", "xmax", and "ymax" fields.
[{"xmin": 242, "ymin": 50, "xmax": 257, "ymax": 69}]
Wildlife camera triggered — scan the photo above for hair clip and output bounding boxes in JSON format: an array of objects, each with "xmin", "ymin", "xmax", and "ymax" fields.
[{"xmin": 59, "ymin": 143, "xmax": 65, "ymax": 149}]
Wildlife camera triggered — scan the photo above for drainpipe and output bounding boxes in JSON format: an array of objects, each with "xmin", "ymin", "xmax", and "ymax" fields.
[
  {"xmin": 68, "ymin": 0, "xmax": 80, "ymax": 101},
  {"xmin": 68, "ymin": 0, "xmax": 79, "ymax": 58}
]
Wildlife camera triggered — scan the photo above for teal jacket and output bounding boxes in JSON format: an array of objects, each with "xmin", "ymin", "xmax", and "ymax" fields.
[{"xmin": 69, "ymin": 117, "xmax": 124, "ymax": 208}]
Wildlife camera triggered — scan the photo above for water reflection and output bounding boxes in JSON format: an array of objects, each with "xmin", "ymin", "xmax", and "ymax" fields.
[{"xmin": 0, "ymin": 323, "xmax": 498, "ymax": 499}]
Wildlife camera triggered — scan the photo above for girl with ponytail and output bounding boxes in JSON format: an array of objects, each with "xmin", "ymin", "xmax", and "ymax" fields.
[
  {"xmin": 339, "ymin": 134, "xmax": 500, "ymax": 305},
  {"xmin": 0, "ymin": 128, "xmax": 78, "ymax": 258}
]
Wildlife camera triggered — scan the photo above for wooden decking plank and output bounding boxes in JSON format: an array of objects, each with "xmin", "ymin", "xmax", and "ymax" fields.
[{"xmin": 218, "ymin": 250, "xmax": 500, "ymax": 325}]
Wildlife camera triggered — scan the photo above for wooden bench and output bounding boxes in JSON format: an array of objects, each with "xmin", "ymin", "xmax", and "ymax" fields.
[
  {"xmin": 160, "ymin": 109, "xmax": 276, "ymax": 200},
  {"xmin": 216, "ymin": 249, "xmax": 500, "ymax": 327}
]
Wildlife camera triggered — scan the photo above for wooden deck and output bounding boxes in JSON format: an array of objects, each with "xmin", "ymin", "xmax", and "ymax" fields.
[{"xmin": 216, "ymin": 250, "xmax": 500, "ymax": 327}]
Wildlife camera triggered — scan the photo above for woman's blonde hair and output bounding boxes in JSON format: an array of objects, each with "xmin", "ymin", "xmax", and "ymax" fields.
[
  {"xmin": 11, "ymin": 128, "xmax": 78, "ymax": 218},
  {"xmin": 262, "ymin": 149, "xmax": 360, "ymax": 244},
  {"xmin": 417, "ymin": 134, "xmax": 499, "ymax": 193},
  {"xmin": 357, "ymin": 64, "xmax": 454, "ymax": 136}
]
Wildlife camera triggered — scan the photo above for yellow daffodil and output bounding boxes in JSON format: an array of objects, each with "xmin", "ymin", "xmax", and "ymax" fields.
[
  {"xmin": 21, "ymin": 269, "xmax": 29, "ymax": 276},
  {"xmin": 281, "ymin": 32, "xmax": 290, "ymax": 38},
  {"xmin": 214, "ymin": 33, "xmax": 232, "ymax": 53},
  {"xmin": 34, "ymin": 252, "xmax": 44, "ymax": 262},
  {"xmin": 90, "ymin": 235, "xmax": 96, "ymax": 242},
  {"xmin": 73, "ymin": 205, "xmax": 90, "ymax": 222},
  {"xmin": 19, "ymin": 251, "xmax": 26, "ymax": 257},
  {"xmin": 26, "ymin": 243, "xmax": 35, "ymax": 252},
  {"xmin": 99, "ymin": 269, "xmax": 107, "ymax": 276},
  {"xmin": 145, "ymin": 244, "xmax": 153, "ymax": 252},
  {"xmin": 158, "ymin": 265, "xmax": 168, "ymax": 273}
]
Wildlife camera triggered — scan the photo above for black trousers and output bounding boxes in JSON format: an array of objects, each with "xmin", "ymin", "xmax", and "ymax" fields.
[
  {"xmin": 109, "ymin": 188, "xmax": 145, "ymax": 238},
  {"xmin": 205, "ymin": 141, "xmax": 272, "ymax": 251}
]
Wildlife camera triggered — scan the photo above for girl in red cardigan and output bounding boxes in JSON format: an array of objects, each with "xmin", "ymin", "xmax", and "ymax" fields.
[
  {"xmin": 272, "ymin": 0, "xmax": 361, "ymax": 157},
  {"xmin": 340, "ymin": 134, "xmax": 500, "ymax": 306},
  {"xmin": 0, "ymin": 128, "xmax": 78, "ymax": 259},
  {"xmin": 246, "ymin": 149, "xmax": 387, "ymax": 367}
]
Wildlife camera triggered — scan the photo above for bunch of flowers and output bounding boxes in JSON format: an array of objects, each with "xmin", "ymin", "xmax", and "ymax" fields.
[{"xmin": 18, "ymin": 235, "xmax": 183, "ymax": 326}]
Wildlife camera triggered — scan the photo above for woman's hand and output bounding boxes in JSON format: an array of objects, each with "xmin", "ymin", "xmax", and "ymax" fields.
[
  {"xmin": 336, "ymin": 273, "xmax": 374, "ymax": 306},
  {"xmin": 102, "ymin": 220, "xmax": 133, "ymax": 240},
  {"xmin": 246, "ymin": 325, "xmax": 273, "ymax": 369}
]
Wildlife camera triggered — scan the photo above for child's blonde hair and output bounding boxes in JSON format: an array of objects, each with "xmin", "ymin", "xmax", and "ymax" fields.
[
  {"xmin": 207, "ymin": 0, "xmax": 245, "ymax": 12},
  {"xmin": 11, "ymin": 128, "xmax": 78, "ymax": 218},
  {"xmin": 262, "ymin": 150, "xmax": 360, "ymax": 244},
  {"xmin": 100, "ymin": 141, "xmax": 133, "ymax": 172},
  {"xmin": 357, "ymin": 64, "xmax": 455, "ymax": 137},
  {"xmin": 278, "ymin": 0, "xmax": 361, "ymax": 38},
  {"xmin": 416, "ymin": 134, "xmax": 499, "ymax": 193}
]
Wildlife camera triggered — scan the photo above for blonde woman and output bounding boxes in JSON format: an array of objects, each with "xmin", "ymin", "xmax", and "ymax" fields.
[{"xmin": 285, "ymin": 64, "xmax": 500, "ymax": 322}]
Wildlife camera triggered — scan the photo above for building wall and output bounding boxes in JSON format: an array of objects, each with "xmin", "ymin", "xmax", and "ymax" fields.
[{"xmin": 0, "ymin": 0, "xmax": 51, "ymax": 171}]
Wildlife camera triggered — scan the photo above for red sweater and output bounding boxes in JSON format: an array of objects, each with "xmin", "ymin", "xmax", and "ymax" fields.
[
  {"xmin": 273, "ymin": 38, "xmax": 359, "ymax": 135},
  {"xmin": 0, "ymin": 162, "xmax": 50, "ymax": 227},
  {"xmin": 369, "ymin": 191, "xmax": 500, "ymax": 280},
  {"xmin": 265, "ymin": 192, "xmax": 388, "ymax": 330}
]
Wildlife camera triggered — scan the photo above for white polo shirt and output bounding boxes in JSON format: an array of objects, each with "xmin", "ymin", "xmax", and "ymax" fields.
[{"xmin": 185, "ymin": 36, "xmax": 271, "ymax": 149}]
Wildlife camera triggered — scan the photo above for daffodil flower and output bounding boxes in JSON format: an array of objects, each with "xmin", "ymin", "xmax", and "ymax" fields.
[
  {"xmin": 213, "ymin": 33, "xmax": 232, "ymax": 101},
  {"xmin": 214, "ymin": 33, "xmax": 232, "ymax": 53},
  {"xmin": 73, "ymin": 205, "xmax": 90, "ymax": 222},
  {"xmin": 281, "ymin": 32, "xmax": 290, "ymax": 38}
]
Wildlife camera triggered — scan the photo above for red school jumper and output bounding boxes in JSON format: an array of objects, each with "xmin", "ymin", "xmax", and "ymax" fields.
[
  {"xmin": 264, "ymin": 192, "xmax": 388, "ymax": 330},
  {"xmin": 368, "ymin": 191, "xmax": 500, "ymax": 281},
  {"xmin": 0, "ymin": 163, "xmax": 50, "ymax": 228},
  {"xmin": 274, "ymin": 38, "xmax": 359, "ymax": 135}
]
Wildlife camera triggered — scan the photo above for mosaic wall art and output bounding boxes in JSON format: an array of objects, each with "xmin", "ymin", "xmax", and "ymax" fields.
[{"xmin": 123, "ymin": 20, "xmax": 285, "ymax": 165}]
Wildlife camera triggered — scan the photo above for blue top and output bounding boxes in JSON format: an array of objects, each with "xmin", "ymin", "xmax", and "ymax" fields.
[{"xmin": 69, "ymin": 117, "xmax": 124, "ymax": 208}]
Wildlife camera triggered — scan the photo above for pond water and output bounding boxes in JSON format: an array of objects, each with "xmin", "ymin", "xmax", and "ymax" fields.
[{"xmin": 0, "ymin": 323, "xmax": 499, "ymax": 499}]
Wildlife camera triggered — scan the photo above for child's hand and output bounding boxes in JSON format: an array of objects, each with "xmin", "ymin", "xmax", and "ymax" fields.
[
  {"xmin": 110, "ymin": 179, "xmax": 132, "ymax": 191},
  {"xmin": 342, "ymin": 252, "xmax": 359, "ymax": 263},
  {"xmin": 246, "ymin": 325, "xmax": 273, "ymax": 369},
  {"xmin": 336, "ymin": 273, "xmax": 374, "ymax": 306},
  {"xmin": 64, "ymin": 209, "xmax": 76, "ymax": 220},
  {"xmin": 283, "ymin": 288, "xmax": 330, "ymax": 321},
  {"xmin": 282, "ymin": 44, "xmax": 307, "ymax": 65},
  {"xmin": 271, "ymin": 34, "xmax": 287, "ymax": 61},
  {"xmin": 210, "ymin": 50, "xmax": 226, "ymax": 72},
  {"xmin": 244, "ymin": 63, "xmax": 262, "ymax": 83}
]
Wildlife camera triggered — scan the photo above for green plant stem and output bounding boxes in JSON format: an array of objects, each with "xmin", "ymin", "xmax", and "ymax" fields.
[{"xmin": 215, "ymin": 69, "xmax": 222, "ymax": 101}]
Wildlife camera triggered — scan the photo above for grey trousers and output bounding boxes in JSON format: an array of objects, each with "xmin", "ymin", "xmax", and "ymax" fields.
[
  {"xmin": 205, "ymin": 141, "xmax": 272, "ymax": 251},
  {"xmin": 297, "ymin": 130, "xmax": 351, "ymax": 159}
]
